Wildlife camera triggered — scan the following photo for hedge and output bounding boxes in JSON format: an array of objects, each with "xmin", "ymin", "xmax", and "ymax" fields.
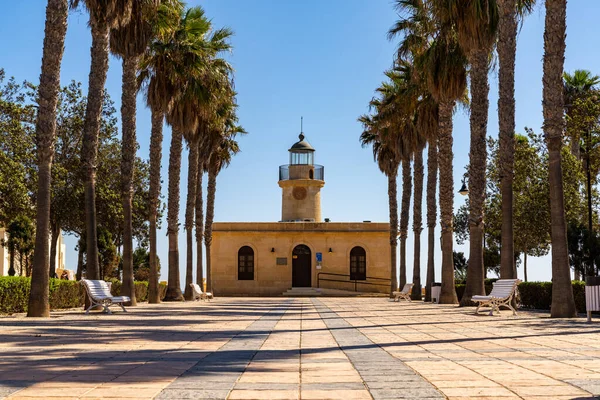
[
  {"xmin": 0, "ymin": 276, "xmax": 167, "ymax": 314},
  {"xmin": 455, "ymin": 280, "xmax": 587, "ymax": 312}
]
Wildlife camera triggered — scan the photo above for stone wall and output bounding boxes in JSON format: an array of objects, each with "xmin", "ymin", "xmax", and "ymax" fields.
[{"xmin": 211, "ymin": 222, "xmax": 391, "ymax": 296}]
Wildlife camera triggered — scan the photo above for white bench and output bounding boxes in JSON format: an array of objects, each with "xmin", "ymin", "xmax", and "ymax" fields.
[
  {"xmin": 190, "ymin": 283, "xmax": 213, "ymax": 301},
  {"xmin": 472, "ymin": 279, "xmax": 521, "ymax": 316},
  {"xmin": 392, "ymin": 283, "xmax": 414, "ymax": 302},
  {"xmin": 82, "ymin": 279, "xmax": 130, "ymax": 314}
]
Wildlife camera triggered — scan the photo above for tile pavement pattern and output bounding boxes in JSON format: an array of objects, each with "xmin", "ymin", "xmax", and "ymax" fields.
[{"xmin": 0, "ymin": 297, "xmax": 600, "ymax": 399}]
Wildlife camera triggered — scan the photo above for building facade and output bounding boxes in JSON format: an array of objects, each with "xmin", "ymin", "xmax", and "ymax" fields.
[
  {"xmin": 0, "ymin": 228, "xmax": 67, "ymax": 277},
  {"xmin": 211, "ymin": 132, "xmax": 391, "ymax": 295}
]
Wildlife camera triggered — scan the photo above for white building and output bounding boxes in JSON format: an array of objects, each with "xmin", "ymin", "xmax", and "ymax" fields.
[{"xmin": 0, "ymin": 228, "xmax": 66, "ymax": 276}]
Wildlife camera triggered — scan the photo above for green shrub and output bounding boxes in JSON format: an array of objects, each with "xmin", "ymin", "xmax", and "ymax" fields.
[
  {"xmin": 572, "ymin": 281, "xmax": 586, "ymax": 313},
  {"xmin": 518, "ymin": 281, "xmax": 552, "ymax": 310},
  {"xmin": 454, "ymin": 282, "xmax": 493, "ymax": 301},
  {"xmin": 0, "ymin": 276, "xmax": 30, "ymax": 314},
  {"xmin": 0, "ymin": 276, "xmax": 167, "ymax": 314},
  {"xmin": 49, "ymin": 279, "xmax": 84, "ymax": 309}
]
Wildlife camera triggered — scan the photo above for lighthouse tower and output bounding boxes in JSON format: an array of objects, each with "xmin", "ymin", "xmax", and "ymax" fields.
[{"xmin": 278, "ymin": 131, "xmax": 325, "ymax": 222}]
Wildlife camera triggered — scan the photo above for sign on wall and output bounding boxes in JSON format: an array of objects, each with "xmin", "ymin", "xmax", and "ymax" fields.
[{"xmin": 276, "ymin": 257, "xmax": 288, "ymax": 265}]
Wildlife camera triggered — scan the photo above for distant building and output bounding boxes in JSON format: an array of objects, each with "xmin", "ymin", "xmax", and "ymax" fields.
[
  {"xmin": 0, "ymin": 228, "xmax": 66, "ymax": 276},
  {"xmin": 211, "ymin": 131, "xmax": 391, "ymax": 295}
]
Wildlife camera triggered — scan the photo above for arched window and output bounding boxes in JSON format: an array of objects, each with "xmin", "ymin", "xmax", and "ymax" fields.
[
  {"xmin": 238, "ymin": 246, "xmax": 254, "ymax": 280},
  {"xmin": 350, "ymin": 246, "xmax": 366, "ymax": 281},
  {"xmin": 309, "ymin": 169, "xmax": 314, "ymax": 179}
]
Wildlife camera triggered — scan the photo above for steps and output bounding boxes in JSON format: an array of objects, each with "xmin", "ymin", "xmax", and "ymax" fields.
[
  {"xmin": 282, "ymin": 287, "xmax": 389, "ymax": 297},
  {"xmin": 282, "ymin": 287, "xmax": 322, "ymax": 297}
]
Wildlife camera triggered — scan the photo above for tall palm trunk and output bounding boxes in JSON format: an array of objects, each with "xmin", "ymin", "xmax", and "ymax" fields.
[
  {"xmin": 411, "ymin": 148, "xmax": 424, "ymax": 300},
  {"xmin": 204, "ymin": 158, "xmax": 218, "ymax": 293},
  {"xmin": 49, "ymin": 221, "xmax": 59, "ymax": 278},
  {"xmin": 148, "ymin": 107, "xmax": 163, "ymax": 303},
  {"xmin": 120, "ymin": 54, "xmax": 138, "ymax": 306},
  {"xmin": 27, "ymin": 0, "xmax": 68, "ymax": 318},
  {"xmin": 543, "ymin": 0, "xmax": 576, "ymax": 318},
  {"xmin": 438, "ymin": 100, "xmax": 458, "ymax": 304},
  {"xmin": 81, "ymin": 16, "xmax": 110, "ymax": 281},
  {"xmin": 388, "ymin": 169, "xmax": 399, "ymax": 295},
  {"xmin": 195, "ymin": 160, "xmax": 205, "ymax": 288},
  {"xmin": 425, "ymin": 141, "xmax": 438, "ymax": 302},
  {"xmin": 498, "ymin": 0, "xmax": 517, "ymax": 280},
  {"xmin": 164, "ymin": 128, "xmax": 184, "ymax": 301},
  {"xmin": 183, "ymin": 140, "xmax": 199, "ymax": 300},
  {"xmin": 461, "ymin": 49, "xmax": 489, "ymax": 306},
  {"xmin": 399, "ymin": 160, "xmax": 412, "ymax": 289}
]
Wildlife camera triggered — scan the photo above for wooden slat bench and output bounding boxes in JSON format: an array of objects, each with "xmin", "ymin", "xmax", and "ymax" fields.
[
  {"xmin": 82, "ymin": 279, "xmax": 130, "ymax": 314},
  {"xmin": 472, "ymin": 279, "xmax": 521, "ymax": 316}
]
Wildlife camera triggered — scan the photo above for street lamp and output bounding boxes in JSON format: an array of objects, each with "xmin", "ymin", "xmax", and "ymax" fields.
[{"xmin": 458, "ymin": 176, "xmax": 469, "ymax": 196}]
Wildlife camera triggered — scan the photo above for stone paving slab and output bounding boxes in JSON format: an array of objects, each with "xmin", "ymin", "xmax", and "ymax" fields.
[{"xmin": 2, "ymin": 297, "xmax": 600, "ymax": 399}]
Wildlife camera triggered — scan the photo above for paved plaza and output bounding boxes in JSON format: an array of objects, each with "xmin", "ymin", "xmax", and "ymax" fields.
[{"xmin": 1, "ymin": 298, "xmax": 600, "ymax": 399}]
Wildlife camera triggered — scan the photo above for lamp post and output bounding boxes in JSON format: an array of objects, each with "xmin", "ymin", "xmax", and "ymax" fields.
[{"xmin": 458, "ymin": 176, "xmax": 469, "ymax": 196}]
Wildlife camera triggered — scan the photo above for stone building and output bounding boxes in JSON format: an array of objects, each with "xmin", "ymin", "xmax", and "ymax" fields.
[
  {"xmin": 211, "ymin": 132, "xmax": 391, "ymax": 295},
  {"xmin": 0, "ymin": 228, "xmax": 67, "ymax": 277}
]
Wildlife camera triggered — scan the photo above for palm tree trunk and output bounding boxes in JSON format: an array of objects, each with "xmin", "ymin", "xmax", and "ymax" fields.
[
  {"xmin": 27, "ymin": 0, "xmax": 68, "ymax": 318},
  {"xmin": 438, "ymin": 100, "xmax": 458, "ymax": 304},
  {"xmin": 81, "ymin": 15, "xmax": 110, "ymax": 281},
  {"xmin": 205, "ymin": 158, "xmax": 218, "ymax": 293},
  {"xmin": 76, "ymin": 237, "xmax": 84, "ymax": 281},
  {"xmin": 148, "ymin": 107, "xmax": 163, "ymax": 303},
  {"xmin": 388, "ymin": 170, "xmax": 399, "ymax": 295},
  {"xmin": 461, "ymin": 49, "xmax": 489, "ymax": 306},
  {"xmin": 164, "ymin": 128, "xmax": 184, "ymax": 301},
  {"xmin": 49, "ymin": 221, "xmax": 59, "ymax": 278},
  {"xmin": 498, "ymin": 0, "xmax": 517, "ymax": 280},
  {"xmin": 425, "ymin": 141, "xmax": 438, "ymax": 302},
  {"xmin": 399, "ymin": 160, "xmax": 412, "ymax": 289},
  {"xmin": 195, "ymin": 161, "xmax": 205, "ymax": 288},
  {"xmin": 120, "ymin": 54, "xmax": 138, "ymax": 306},
  {"xmin": 183, "ymin": 140, "xmax": 199, "ymax": 300},
  {"xmin": 543, "ymin": 0, "xmax": 576, "ymax": 318},
  {"xmin": 411, "ymin": 148, "xmax": 424, "ymax": 300}
]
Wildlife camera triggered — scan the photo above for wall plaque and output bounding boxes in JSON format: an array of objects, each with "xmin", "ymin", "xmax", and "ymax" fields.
[{"xmin": 276, "ymin": 257, "xmax": 288, "ymax": 265}]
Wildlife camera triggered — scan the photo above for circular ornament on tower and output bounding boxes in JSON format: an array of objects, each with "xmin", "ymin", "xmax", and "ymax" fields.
[{"xmin": 293, "ymin": 187, "xmax": 307, "ymax": 200}]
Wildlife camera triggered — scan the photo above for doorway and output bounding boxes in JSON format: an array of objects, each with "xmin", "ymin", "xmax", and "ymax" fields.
[{"xmin": 292, "ymin": 244, "xmax": 311, "ymax": 287}]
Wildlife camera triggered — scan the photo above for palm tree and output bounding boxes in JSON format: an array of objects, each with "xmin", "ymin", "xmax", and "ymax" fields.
[
  {"xmin": 71, "ymin": 0, "xmax": 133, "ymax": 281},
  {"xmin": 183, "ymin": 132, "xmax": 200, "ymax": 300},
  {"xmin": 359, "ymin": 116, "xmax": 400, "ymax": 295},
  {"xmin": 110, "ymin": 0, "xmax": 161, "ymax": 306},
  {"xmin": 421, "ymin": 37, "xmax": 468, "ymax": 304},
  {"xmin": 138, "ymin": 0, "xmax": 184, "ymax": 303},
  {"xmin": 389, "ymin": 0, "xmax": 467, "ymax": 304},
  {"xmin": 195, "ymin": 156, "xmax": 205, "ymax": 289},
  {"xmin": 27, "ymin": 0, "xmax": 69, "ymax": 318},
  {"xmin": 425, "ymin": 140, "xmax": 437, "ymax": 301},
  {"xmin": 204, "ymin": 110, "xmax": 245, "ymax": 293},
  {"xmin": 139, "ymin": 5, "xmax": 230, "ymax": 301},
  {"xmin": 431, "ymin": 0, "xmax": 499, "ymax": 306},
  {"xmin": 165, "ymin": 12, "xmax": 232, "ymax": 301},
  {"xmin": 411, "ymin": 146, "xmax": 425, "ymax": 299},
  {"xmin": 543, "ymin": 0, "xmax": 576, "ymax": 318},
  {"xmin": 497, "ymin": 0, "xmax": 536, "ymax": 282},
  {"xmin": 399, "ymin": 159, "xmax": 412, "ymax": 289}
]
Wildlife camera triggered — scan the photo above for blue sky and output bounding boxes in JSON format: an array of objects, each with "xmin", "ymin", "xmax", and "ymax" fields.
[{"xmin": 1, "ymin": 1, "xmax": 600, "ymax": 284}]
